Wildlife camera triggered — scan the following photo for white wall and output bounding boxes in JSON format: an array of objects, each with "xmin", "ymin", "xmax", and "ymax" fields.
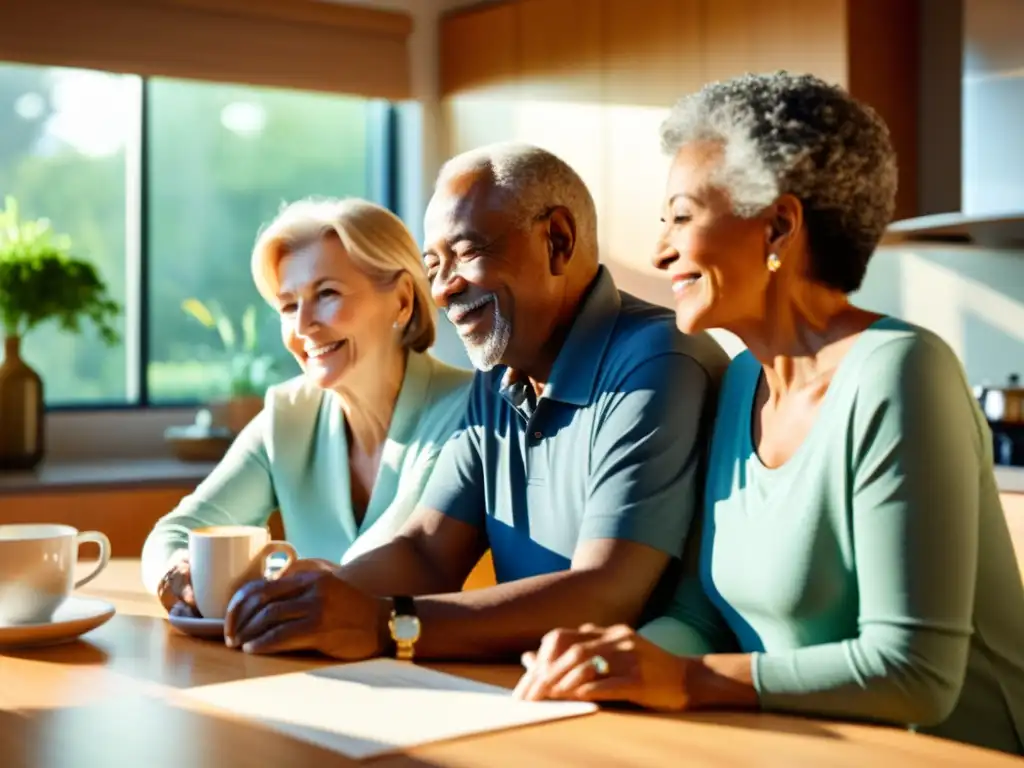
[{"xmin": 855, "ymin": 244, "xmax": 1024, "ymax": 388}]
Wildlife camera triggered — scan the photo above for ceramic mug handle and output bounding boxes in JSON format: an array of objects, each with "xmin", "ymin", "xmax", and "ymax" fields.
[
  {"xmin": 228, "ymin": 540, "xmax": 298, "ymax": 593},
  {"xmin": 74, "ymin": 531, "xmax": 112, "ymax": 589},
  {"xmin": 260, "ymin": 540, "xmax": 298, "ymax": 580}
]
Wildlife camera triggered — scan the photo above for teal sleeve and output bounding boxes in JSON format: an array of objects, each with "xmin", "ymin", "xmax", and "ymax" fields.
[
  {"xmin": 582, "ymin": 354, "xmax": 712, "ymax": 558},
  {"xmin": 140, "ymin": 411, "xmax": 278, "ymax": 593},
  {"xmin": 753, "ymin": 337, "xmax": 980, "ymax": 726},
  {"xmin": 639, "ymin": 517, "xmax": 740, "ymax": 656},
  {"xmin": 640, "ymin": 577, "xmax": 739, "ymax": 655}
]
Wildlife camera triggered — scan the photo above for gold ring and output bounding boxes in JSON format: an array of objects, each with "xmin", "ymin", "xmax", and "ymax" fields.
[{"xmin": 590, "ymin": 654, "xmax": 610, "ymax": 676}]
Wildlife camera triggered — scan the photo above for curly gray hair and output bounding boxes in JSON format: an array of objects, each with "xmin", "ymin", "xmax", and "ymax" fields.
[
  {"xmin": 660, "ymin": 71, "xmax": 897, "ymax": 293},
  {"xmin": 435, "ymin": 142, "xmax": 599, "ymax": 262}
]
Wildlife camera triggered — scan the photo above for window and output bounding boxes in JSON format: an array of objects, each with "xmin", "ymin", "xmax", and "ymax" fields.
[
  {"xmin": 0, "ymin": 63, "xmax": 136, "ymax": 405},
  {"xmin": 0, "ymin": 62, "xmax": 393, "ymax": 407}
]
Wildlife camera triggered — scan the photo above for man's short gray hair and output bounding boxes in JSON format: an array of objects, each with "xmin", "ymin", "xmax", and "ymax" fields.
[
  {"xmin": 660, "ymin": 71, "xmax": 898, "ymax": 293},
  {"xmin": 436, "ymin": 142, "xmax": 599, "ymax": 260}
]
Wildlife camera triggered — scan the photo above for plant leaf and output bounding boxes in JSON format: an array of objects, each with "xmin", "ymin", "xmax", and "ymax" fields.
[
  {"xmin": 181, "ymin": 298, "xmax": 216, "ymax": 328},
  {"xmin": 0, "ymin": 197, "xmax": 121, "ymax": 343},
  {"xmin": 215, "ymin": 315, "xmax": 236, "ymax": 350},
  {"xmin": 241, "ymin": 305, "xmax": 257, "ymax": 352}
]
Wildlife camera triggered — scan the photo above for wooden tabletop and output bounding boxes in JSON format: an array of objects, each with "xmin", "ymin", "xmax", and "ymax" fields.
[{"xmin": 0, "ymin": 560, "xmax": 1019, "ymax": 767}]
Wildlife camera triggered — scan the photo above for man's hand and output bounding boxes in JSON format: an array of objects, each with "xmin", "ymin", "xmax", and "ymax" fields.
[{"xmin": 223, "ymin": 559, "xmax": 389, "ymax": 659}]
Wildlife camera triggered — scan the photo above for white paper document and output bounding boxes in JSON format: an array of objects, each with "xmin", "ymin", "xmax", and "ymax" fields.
[{"xmin": 180, "ymin": 659, "xmax": 597, "ymax": 759}]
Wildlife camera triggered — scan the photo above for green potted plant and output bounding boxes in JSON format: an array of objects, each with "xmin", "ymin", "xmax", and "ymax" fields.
[
  {"xmin": 181, "ymin": 298, "xmax": 275, "ymax": 435},
  {"xmin": 0, "ymin": 195, "xmax": 121, "ymax": 470}
]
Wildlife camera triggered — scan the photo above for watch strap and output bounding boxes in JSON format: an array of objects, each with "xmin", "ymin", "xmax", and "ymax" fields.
[
  {"xmin": 389, "ymin": 595, "xmax": 420, "ymax": 661},
  {"xmin": 392, "ymin": 595, "xmax": 416, "ymax": 617}
]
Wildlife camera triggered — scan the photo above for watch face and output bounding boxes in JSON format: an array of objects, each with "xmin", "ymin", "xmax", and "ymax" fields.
[{"xmin": 392, "ymin": 615, "xmax": 421, "ymax": 642}]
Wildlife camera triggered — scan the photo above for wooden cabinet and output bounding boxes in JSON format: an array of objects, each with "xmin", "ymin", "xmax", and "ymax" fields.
[
  {"xmin": 702, "ymin": 0, "xmax": 845, "ymax": 85},
  {"xmin": 0, "ymin": 486, "xmax": 192, "ymax": 558},
  {"xmin": 602, "ymin": 0, "xmax": 702, "ymax": 302},
  {"xmin": 439, "ymin": 2, "xmax": 520, "ymax": 160},
  {"xmin": 438, "ymin": 0, "xmax": 919, "ymax": 306}
]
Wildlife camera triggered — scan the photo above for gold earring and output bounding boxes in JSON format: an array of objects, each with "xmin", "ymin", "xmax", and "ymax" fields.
[{"xmin": 767, "ymin": 253, "xmax": 781, "ymax": 273}]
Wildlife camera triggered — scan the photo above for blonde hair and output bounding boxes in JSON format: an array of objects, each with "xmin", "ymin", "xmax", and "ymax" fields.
[{"xmin": 251, "ymin": 197, "xmax": 435, "ymax": 353}]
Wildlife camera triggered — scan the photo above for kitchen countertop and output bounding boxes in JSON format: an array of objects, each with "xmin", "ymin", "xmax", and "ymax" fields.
[
  {"xmin": 995, "ymin": 466, "xmax": 1024, "ymax": 494},
  {"xmin": 3, "ymin": 458, "xmax": 1024, "ymax": 496},
  {"xmin": 0, "ymin": 457, "xmax": 216, "ymax": 495}
]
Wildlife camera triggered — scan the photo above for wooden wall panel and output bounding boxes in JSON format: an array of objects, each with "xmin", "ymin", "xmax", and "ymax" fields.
[
  {"xmin": 0, "ymin": 487, "xmax": 191, "ymax": 558},
  {"xmin": 603, "ymin": 0, "xmax": 703, "ymax": 307},
  {"xmin": 439, "ymin": 2, "xmax": 519, "ymax": 96},
  {"xmin": 0, "ymin": 485, "xmax": 494, "ymax": 591},
  {"xmin": 438, "ymin": 0, "xmax": 920, "ymax": 307},
  {"xmin": 515, "ymin": 0, "xmax": 606, "ymax": 244},
  {"xmin": 440, "ymin": 2, "xmax": 520, "ymax": 161},
  {"xmin": 517, "ymin": 0, "xmax": 602, "ymax": 103},
  {"xmin": 701, "ymin": 0, "xmax": 759, "ymax": 83},
  {"xmin": 603, "ymin": 0, "xmax": 703, "ymax": 107},
  {"xmin": 703, "ymin": 0, "xmax": 846, "ymax": 85}
]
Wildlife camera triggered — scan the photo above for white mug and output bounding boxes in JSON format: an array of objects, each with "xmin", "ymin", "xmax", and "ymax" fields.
[
  {"xmin": 188, "ymin": 526, "xmax": 297, "ymax": 620},
  {"xmin": 0, "ymin": 524, "xmax": 111, "ymax": 626}
]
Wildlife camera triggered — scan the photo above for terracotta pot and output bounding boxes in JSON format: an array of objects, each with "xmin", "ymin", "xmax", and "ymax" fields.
[
  {"xmin": 209, "ymin": 395, "xmax": 264, "ymax": 436},
  {"xmin": 0, "ymin": 336, "xmax": 45, "ymax": 470}
]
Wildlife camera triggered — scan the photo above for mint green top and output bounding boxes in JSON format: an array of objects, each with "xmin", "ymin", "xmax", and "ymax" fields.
[
  {"xmin": 141, "ymin": 351, "xmax": 472, "ymax": 594},
  {"xmin": 643, "ymin": 318, "xmax": 1024, "ymax": 755}
]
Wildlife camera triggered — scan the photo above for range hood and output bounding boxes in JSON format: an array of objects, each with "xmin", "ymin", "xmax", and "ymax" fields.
[
  {"xmin": 880, "ymin": 1, "xmax": 1024, "ymax": 251},
  {"xmin": 884, "ymin": 211, "xmax": 1024, "ymax": 248}
]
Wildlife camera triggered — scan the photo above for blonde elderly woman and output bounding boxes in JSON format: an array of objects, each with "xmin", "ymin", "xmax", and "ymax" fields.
[
  {"xmin": 514, "ymin": 72, "xmax": 1024, "ymax": 755},
  {"xmin": 142, "ymin": 199, "xmax": 472, "ymax": 614}
]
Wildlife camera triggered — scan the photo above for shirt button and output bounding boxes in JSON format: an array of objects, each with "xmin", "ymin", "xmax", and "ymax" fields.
[{"xmin": 533, "ymin": 431, "xmax": 542, "ymax": 439}]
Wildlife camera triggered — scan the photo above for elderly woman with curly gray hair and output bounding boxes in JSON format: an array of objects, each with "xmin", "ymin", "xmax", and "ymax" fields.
[{"xmin": 513, "ymin": 71, "xmax": 1024, "ymax": 755}]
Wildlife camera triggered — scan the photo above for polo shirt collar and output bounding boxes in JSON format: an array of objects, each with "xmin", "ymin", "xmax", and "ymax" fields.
[{"xmin": 500, "ymin": 266, "xmax": 620, "ymax": 408}]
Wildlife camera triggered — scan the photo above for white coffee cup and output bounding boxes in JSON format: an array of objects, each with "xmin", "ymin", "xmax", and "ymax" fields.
[
  {"xmin": 0, "ymin": 524, "xmax": 111, "ymax": 626},
  {"xmin": 188, "ymin": 526, "xmax": 297, "ymax": 619}
]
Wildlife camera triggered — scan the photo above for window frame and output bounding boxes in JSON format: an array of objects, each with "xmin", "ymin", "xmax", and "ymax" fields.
[{"xmin": 42, "ymin": 75, "xmax": 400, "ymax": 413}]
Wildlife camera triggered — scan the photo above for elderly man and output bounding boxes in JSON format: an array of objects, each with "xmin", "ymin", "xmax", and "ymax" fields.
[{"xmin": 223, "ymin": 143, "xmax": 728, "ymax": 662}]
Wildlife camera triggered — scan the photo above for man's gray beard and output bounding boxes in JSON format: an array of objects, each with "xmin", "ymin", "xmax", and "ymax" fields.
[{"xmin": 463, "ymin": 306, "xmax": 512, "ymax": 372}]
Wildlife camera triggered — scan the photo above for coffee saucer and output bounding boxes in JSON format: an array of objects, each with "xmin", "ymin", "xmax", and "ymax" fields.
[
  {"xmin": 0, "ymin": 596, "xmax": 116, "ymax": 650},
  {"xmin": 167, "ymin": 613, "xmax": 225, "ymax": 640}
]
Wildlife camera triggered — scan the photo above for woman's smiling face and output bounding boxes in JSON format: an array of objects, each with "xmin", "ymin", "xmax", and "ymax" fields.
[
  {"xmin": 274, "ymin": 234, "xmax": 404, "ymax": 391},
  {"xmin": 652, "ymin": 140, "xmax": 774, "ymax": 335}
]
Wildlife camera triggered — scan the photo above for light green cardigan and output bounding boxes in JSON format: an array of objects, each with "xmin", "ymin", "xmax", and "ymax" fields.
[{"xmin": 141, "ymin": 351, "xmax": 472, "ymax": 593}]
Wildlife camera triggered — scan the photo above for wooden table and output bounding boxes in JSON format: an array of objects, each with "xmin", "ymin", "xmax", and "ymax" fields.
[{"xmin": 0, "ymin": 560, "xmax": 1019, "ymax": 767}]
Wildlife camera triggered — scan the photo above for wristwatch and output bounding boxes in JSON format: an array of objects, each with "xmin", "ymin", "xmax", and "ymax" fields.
[{"xmin": 388, "ymin": 596, "xmax": 421, "ymax": 661}]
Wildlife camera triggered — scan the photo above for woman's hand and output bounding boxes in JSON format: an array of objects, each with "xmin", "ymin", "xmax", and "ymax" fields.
[
  {"xmin": 222, "ymin": 558, "xmax": 387, "ymax": 659},
  {"xmin": 156, "ymin": 558, "xmax": 200, "ymax": 617},
  {"xmin": 513, "ymin": 624, "xmax": 694, "ymax": 711}
]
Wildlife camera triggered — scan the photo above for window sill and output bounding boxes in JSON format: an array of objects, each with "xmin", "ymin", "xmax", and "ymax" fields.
[{"xmin": 0, "ymin": 458, "xmax": 215, "ymax": 496}]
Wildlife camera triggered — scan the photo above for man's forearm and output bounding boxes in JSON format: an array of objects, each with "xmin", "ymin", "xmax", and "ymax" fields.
[
  {"xmin": 336, "ymin": 536, "xmax": 468, "ymax": 597},
  {"xmin": 403, "ymin": 569, "xmax": 650, "ymax": 661}
]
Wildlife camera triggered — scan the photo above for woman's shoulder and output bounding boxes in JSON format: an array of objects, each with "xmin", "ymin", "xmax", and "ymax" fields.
[
  {"xmin": 849, "ymin": 317, "xmax": 967, "ymax": 389},
  {"xmin": 263, "ymin": 374, "xmax": 326, "ymax": 415},
  {"xmin": 420, "ymin": 352, "xmax": 475, "ymax": 400},
  {"xmin": 834, "ymin": 318, "xmax": 980, "ymax": 445},
  {"xmin": 407, "ymin": 352, "xmax": 474, "ymax": 438}
]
